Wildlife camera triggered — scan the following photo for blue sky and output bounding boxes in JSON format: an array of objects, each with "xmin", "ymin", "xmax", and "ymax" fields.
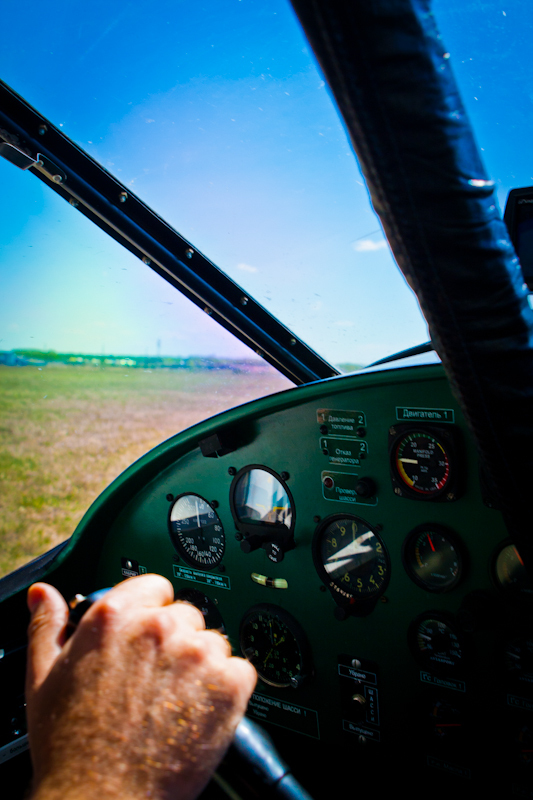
[{"xmin": 1, "ymin": 0, "xmax": 532, "ymax": 365}]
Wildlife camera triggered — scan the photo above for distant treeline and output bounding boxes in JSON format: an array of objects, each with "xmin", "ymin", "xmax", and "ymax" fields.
[{"xmin": 0, "ymin": 349, "xmax": 272, "ymax": 373}]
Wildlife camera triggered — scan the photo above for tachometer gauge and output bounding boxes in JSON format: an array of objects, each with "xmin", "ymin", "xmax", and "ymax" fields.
[
  {"xmin": 389, "ymin": 426, "xmax": 458, "ymax": 501},
  {"xmin": 402, "ymin": 524, "xmax": 464, "ymax": 593},
  {"xmin": 240, "ymin": 604, "xmax": 312, "ymax": 688},
  {"xmin": 313, "ymin": 515, "xmax": 390, "ymax": 610},
  {"xmin": 408, "ymin": 613, "xmax": 464, "ymax": 671},
  {"xmin": 169, "ymin": 494, "xmax": 225, "ymax": 569}
]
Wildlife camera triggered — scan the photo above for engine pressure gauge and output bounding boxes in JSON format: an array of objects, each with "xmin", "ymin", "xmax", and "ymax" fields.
[
  {"xmin": 313, "ymin": 515, "xmax": 390, "ymax": 611},
  {"xmin": 402, "ymin": 524, "xmax": 464, "ymax": 593},
  {"xmin": 389, "ymin": 425, "xmax": 459, "ymax": 501},
  {"xmin": 169, "ymin": 493, "xmax": 225, "ymax": 569},
  {"xmin": 240, "ymin": 604, "xmax": 312, "ymax": 688}
]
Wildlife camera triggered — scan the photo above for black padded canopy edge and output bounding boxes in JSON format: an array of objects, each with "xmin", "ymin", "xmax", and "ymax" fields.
[{"xmin": 290, "ymin": 0, "xmax": 533, "ymax": 568}]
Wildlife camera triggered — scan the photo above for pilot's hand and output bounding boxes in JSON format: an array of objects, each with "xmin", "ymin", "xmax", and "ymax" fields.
[{"xmin": 25, "ymin": 574, "xmax": 257, "ymax": 800}]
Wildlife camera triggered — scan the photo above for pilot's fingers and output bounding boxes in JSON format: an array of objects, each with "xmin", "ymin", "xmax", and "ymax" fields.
[
  {"xmin": 80, "ymin": 577, "xmax": 205, "ymax": 640},
  {"xmin": 98, "ymin": 572, "xmax": 175, "ymax": 609},
  {"xmin": 224, "ymin": 655, "xmax": 258, "ymax": 706},
  {"xmin": 26, "ymin": 583, "xmax": 69, "ymax": 694}
]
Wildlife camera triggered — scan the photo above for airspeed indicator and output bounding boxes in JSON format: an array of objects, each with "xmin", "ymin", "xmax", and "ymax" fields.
[{"xmin": 169, "ymin": 494, "xmax": 225, "ymax": 569}]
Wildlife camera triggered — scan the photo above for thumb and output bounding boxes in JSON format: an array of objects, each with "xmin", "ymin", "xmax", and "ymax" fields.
[{"xmin": 26, "ymin": 583, "xmax": 69, "ymax": 695}]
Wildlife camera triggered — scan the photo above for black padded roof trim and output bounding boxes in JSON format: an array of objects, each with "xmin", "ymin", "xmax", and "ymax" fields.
[{"xmin": 290, "ymin": 0, "xmax": 533, "ymax": 567}]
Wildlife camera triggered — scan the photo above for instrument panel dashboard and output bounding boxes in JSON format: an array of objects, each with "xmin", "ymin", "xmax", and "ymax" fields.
[{"xmin": 1, "ymin": 360, "xmax": 532, "ymax": 797}]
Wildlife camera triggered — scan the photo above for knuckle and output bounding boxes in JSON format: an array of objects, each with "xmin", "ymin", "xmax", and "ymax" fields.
[{"xmin": 86, "ymin": 596, "xmax": 123, "ymax": 630}]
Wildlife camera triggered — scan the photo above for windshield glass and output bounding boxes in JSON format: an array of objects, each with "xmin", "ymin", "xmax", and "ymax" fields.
[{"xmin": 1, "ymin": 2, "xmax": 532, "ymax": 367}]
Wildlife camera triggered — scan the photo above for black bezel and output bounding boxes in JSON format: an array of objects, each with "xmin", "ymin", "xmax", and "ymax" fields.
[
  {"xmin": 388, "ymin": 423, "xmax": 461, "ymax": 502},
  {"xmin": 168, "ymin": 492, "xmax": 225, "ymax": 570},
  {"xmin": 312, "ymin": 514, "xmax": 390, "ymax": 612},
  {"xmin": 401, "ymin": 523, "xmax": 465, "ymax": 594},
  {"xmin": 239, "ymin": 603, "xmax": 313, "ymax": 688},
  {"xmin": 229, "ymin": 464, "xmax": 296, "ymax": 540}
]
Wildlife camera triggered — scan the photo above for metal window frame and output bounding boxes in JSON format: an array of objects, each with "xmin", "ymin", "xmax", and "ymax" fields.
[{"xmin": 0, "ymin": 80, "xmax": 338, "ymax": 385}]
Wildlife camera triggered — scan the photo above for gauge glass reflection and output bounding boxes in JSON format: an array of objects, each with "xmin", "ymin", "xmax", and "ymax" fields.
[
  {"xmin": 233, "ymin": 468, "xmax": 292, "ymax": 528},
  {"xmin": 494, "ymin": 543, "xmax": 532, "ymax": 594},
  {"xmin": 169, "ymin": 494, "xmax": 225, "ymax": 569},
  {"xmin": 317, "ymin": 516, "xmax": 389, "ymax": 599}
]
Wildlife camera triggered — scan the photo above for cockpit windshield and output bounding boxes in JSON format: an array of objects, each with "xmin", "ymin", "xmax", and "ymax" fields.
[{"xmin": 1, "ymin": 1, "xmax": 532, "ymax": 368}]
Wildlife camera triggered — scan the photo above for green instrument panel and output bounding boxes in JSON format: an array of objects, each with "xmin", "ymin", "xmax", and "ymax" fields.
[{"xmin": 1, "ymin": 362, "xmax": 530, "ymax": 798}]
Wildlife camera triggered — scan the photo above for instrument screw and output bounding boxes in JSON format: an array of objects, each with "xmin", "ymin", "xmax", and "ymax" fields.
[
  {"xmin": 52, "ymin": 174, "xmax": 63, "ymax": 184},
  {"xmin": 38, "ymin": 124, "xmax": 48, "ymax": 135},
  {"xmin": 228, "ymin": 467, "xmax": 236, "ymax": 476},
  {"xmin": 289, "ymin": 338, "xmax": 296, "ymax": 346},
  {"xmin": 320, "ymin": 424, "xmax": 328, "ymax": 435},
  {"xmin": 211, "ymin": 500, "xmax": 219, "ymax": 508},
  {"xmin": 185, "ymin": 248, "xmax": 194, "ymax": 259},
  {"xmin": 69, "ymin": 199, "xmax": 79, "ymax": 208},
  {"xmin": 119, "ymin": 192, "xmax": 128, "ymax": 203},
  {"xmin": 313, "ymin": 515, "xmax": 321, "ymax": 523},
  {"xmin": 356, "ymin": 427, "xmax": 366, "ymax": 437},
  {"xmin": 166, "ymin": 494, "xmax": 174, "ymax": 502},
  {"xmin": 240, "ymin": 296, "xmax": 248, "ymax": 306},
  {"xmin": 142, "ymin": 256, "xmax": 151, "ymax": 265},
  {"xmin": 281, "ymin": 471, "xmax": 290, "ymax": 481}
]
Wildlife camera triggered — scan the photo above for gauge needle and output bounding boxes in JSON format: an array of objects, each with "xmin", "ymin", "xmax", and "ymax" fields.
[
  {"xmin": 427, "ymin": 534, "xmax": 436, "ymax": 552},
  {"xmin": 196, "ymin": 499, "xmax": 201, "ymax": 529},
  {"xmin": 399, "ymin": 458, "xmax": 418, "ymax": 464}
]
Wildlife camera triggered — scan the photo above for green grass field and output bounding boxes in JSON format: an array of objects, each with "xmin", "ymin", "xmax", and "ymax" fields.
[{"xmin": 0, "ymin": 364, "xmax": 291, "ymax": 578}]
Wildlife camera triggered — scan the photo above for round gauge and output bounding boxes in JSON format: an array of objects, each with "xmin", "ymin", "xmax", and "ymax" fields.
[
  {"xmin": 169, "ymin": 494, "xmax": 225, "ymax": 569},
  {"xmin": 493, "ymin": 542, "xmax": 532, "ymax": 596},
  {"xmin": 429, "ymin": 699, "xmax": 463, "ymax": 742},
  {"xmin": 231, "ymin": 466, "xmax": 293, "ymax": 529},
  {"xmin": 409, "ymin": 614, "xmax": 464, "ymax": 670},
  {"xmin": 240, "ymin": 604, "xmax": 311, "ymax": 688},
  {"xmin": 393, "ymin": 430, "xmax": 451, "ymax": 497},
  {"xmin": 175, "ymin": 588, "xmax": 226, "ymax": 634},
  {"xmin": 403, "ymin": 524, "xmax": 464, "ymax": 592},
  {"xmin": 313, "ymin": 515, "xmax": 390, "ymax": 603},
  {"xmin": 504, "ymin": 635, "xmax": 533, "ymax": 682}
]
